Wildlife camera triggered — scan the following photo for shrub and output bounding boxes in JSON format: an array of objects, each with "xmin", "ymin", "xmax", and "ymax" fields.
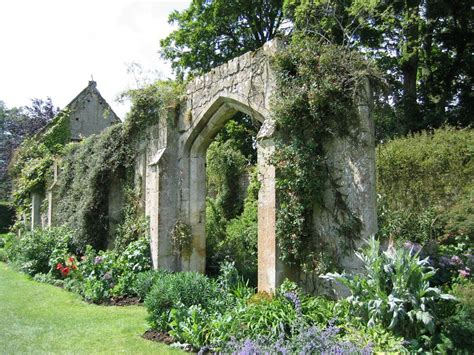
[
  {"xmin": 110, "ymin": 237, "xmax": 152, "ymax": 297},
  {"xmin": 0, "ymin": 248, "xmax": 8, "ymax": 262},
  {"xmin": 376, "ymin": 127, "xmax": 474, "ymax": 250},
  {"xmin": 132, "ymin": 270, "xmax": 169, "ymax": 301},
  {"xmin": 0, "ymin": 201, "xmax": 14, "ymax": 233},
  {"xmin": 77, "ymin": 246, "xmax": 117, "ymax": 303},
  {"xmin": 7, "ymin": 227, "xmax": 75, "ymax": 276},
  {"xmin": 440, "ymin": 281, "xmax": 474, "ymax": 352},
  {"xmin": 144, "ymin": 272, "xmax": 216, "ymax": 330},
  {"xmin": 33, "ymin": 273, "xmax": 64, "ymax": 287},
  {"xmin": 377, "ymin": 127, "xmax": 473, "ymax": 213},
  {"xmin": 323, "ymin": 237, "xmax": 454, "ymax": 349}
]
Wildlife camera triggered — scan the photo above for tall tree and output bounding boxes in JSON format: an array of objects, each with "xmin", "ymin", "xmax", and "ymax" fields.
[
  {"xmin": 284, "ymin": 0, "xmax": 473, "ymax": 136},
  {"xmin": 160, "ymin": 0, "xmax": 285, "ymax": 77}
]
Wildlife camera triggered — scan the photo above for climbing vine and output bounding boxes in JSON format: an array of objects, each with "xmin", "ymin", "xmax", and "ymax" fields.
[
  {"xmin": 9, "ymin": 80, "xmax": 182, "ymax": 252},
  {"xmin": 10, "ymin": 110, "xmax": 71, "ymax": 217},
  {"xmin": 271, "ymin": 37, "xmax": 379, "ymax": 267},
  {"xmin": 52, "ymin": 80, "xmax": 183, "ymax": 251}
]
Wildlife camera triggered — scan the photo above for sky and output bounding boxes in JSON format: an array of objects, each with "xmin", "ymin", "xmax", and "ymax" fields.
[{"xmin": 0, "ymin": 0, "xmax": 191, "ymax": 119}]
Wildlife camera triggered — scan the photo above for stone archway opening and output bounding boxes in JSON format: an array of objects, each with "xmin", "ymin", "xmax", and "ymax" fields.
[
  {"xmin": 181, "ymin": 96, "xmax": 278, "ymax": 290},
  {"xmin": 204, "ymin": 111, "xmax": 261, "ymax": 285}
]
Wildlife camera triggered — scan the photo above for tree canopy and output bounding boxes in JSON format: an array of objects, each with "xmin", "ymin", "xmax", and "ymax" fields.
[
  {"xmin": 161, "ymin": 0, "xmax": 473, "ymax": 138},
  {"xmin": 160, "ymin": 0, "xmax": 285, "ymax": 77}
]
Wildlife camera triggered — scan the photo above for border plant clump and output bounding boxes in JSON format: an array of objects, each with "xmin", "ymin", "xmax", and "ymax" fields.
[{"xmin": 271, "ymin": 36, "xmax": 379, "ymax": 268}]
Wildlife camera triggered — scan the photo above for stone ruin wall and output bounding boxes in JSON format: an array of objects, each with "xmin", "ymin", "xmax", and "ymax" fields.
[{"xmin": 40, "ymin": 40, "xmax": 377, "ymax": 294}]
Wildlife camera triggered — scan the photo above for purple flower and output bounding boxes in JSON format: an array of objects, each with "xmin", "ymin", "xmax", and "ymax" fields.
[
  {"xmin": 284, "ymin": 291, "xmax": 302, "ymax": 315},
  {"xmin": 404, "ymin": 241, "xmax": 422, "ymax": 255},
  {"xmin": 450, "ymin": 255, "xmax": 463, "ymax": 266},
  {"xmin": 94, "ymin": 256, "xmax": 103, "ymax": 265},
  {"xmin": 102, "ymin": 271, "xmax": 112, "ymax": 281}
]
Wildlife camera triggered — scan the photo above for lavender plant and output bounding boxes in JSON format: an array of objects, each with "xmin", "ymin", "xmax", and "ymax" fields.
[{"xmin": 223, "ymin": 290, "xmax": 371, "ymax": 354}]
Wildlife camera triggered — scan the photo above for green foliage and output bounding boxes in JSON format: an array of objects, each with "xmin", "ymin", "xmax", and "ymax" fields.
[
  {"xmin": 206, "ymin": 139, "xmax": 247, "ymax": 220},
  {"xmin": 0, "ymin": 249, "xmax": 8, "ymax": 263},
  {"xmin": 6, "ymin": 227, "xmax": 75, "ymax": 276},
  {"xmin": 323, "ymin": 237, "xmax": 455, "ymax": 349},
  {"xmin": 160, "ymin": 0, "xmax": 284, "ymax": 77},
  {"xmin": 132, "ymin": 269, "xmax": 170, "ymax": 301},
  {"xmin": 207, "ymin": 166, "xmax": 259, "ymax": 263},
  {"xmin": 77, "ymin": 237, "xmax": 152, "ymax": 303},
  {"xmin": 205, "ymin": 117, "xmax": 259, "ymax": 280},
  {"xmin": 377, "ymin": 127, "xmax": 474, "ymax": 248},
  {"xmin": 284, "ymin": 0, "xmax": 473, "ymax": 136},
  {"xmin": 144, "ymin": 271, "xmax": 216, "ymax": 330},
  {"xmin": 441, "ymin": 281, "xmax": 474, "ymax": 352},
  {"xmin": 121, "ymin": 80, "xmax": 183, "ymax": 137},
  {"xmin": 114, "ymin": 185, "xmax": 148, "ymax": 253},
  {"xmin": 54, "ymin": 125, "xmax": 131, "ymax": 250},
  {"xmin": 377, "ymin": 127, "xmax": 473, "ymax": 212},
  {"xmin": 111, "ymin": 237, "xmax": 152, "ymax": 297},
  {"xmin": 9, "ymin": 110, "xmax": 70, "ymax": 215},
  {"xmin": 271, "ymin": 37, "xmax": 378, "ymax": 265},
  {"xmin": 0, "ymin": 201, "xmax": 14, "ymax": 233}
]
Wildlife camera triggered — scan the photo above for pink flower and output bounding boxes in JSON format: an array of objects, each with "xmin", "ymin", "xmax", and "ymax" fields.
[{"xmin": 459, "ymin": 268, "xmax": 470, "ymax": 278}]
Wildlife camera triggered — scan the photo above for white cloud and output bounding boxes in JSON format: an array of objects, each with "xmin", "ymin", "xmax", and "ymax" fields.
[{"xmin": 0, "ymin": 0, "xmax": 190, "ymax": 119}]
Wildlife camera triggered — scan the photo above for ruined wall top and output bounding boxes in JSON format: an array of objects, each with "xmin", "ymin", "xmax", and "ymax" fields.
[{"xmin": 181, "ymin": 40, "xmax": 283, "ymax": 134}]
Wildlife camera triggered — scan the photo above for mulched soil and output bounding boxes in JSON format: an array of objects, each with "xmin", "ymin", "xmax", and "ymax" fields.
[
  {"xmin": 105, "ymin": 296, "xmax": 141, "ymax": 306},
  {"xmin": 142, "ymin": 329, "xmax": 175, "ymax": 345}
]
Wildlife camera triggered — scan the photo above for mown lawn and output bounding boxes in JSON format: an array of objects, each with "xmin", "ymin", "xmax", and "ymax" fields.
[{"xmin": 0, "ymin": 262, "xmax": 182, "ymax": 354}]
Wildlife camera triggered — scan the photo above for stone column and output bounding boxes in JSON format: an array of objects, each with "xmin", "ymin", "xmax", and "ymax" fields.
[
  {"xmin": 145, "ymin": 109, "xmax": 179, "ymax": 271},
  {"xmin": 47, "ymin": 161, "xmax": 59, "ymax": 228},
  {"xmin": 31, "ymin": 192, "xmax": 43, "ymax": 230},
  {"xmin": 257, "ymin": 119, "xmax": 284, "ymax": 292}
]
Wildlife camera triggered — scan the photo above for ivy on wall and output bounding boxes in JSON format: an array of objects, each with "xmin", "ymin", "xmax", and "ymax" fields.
[
  {"xmin": 10, "ymin": 81, "xmax": 182, "ymax": 252},
  {"xmin": 271, "ymin": 37, "xmax": 379, "ymax": 268},
  {"xmin": 53, "ymin": 125, "xmax": 131, "ymax": 250},
  {"xmin": 9, "ymin": 110, "xmax": 71, "ymax": 218},
  {"xmin": 52, "ymin": 80, "xmax": 183, "ymax": 251}
]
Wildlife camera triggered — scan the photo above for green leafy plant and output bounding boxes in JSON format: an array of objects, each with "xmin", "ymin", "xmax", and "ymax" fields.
[
  {"xmin": 6, "ymin": 226, "xmax": 75, "ymax": 276},
  {"xmin": 132, "ymin": 269, "xmax": 170, "ymax": 301},
  {"xmin": 113, "ymin": 185, "xmax": 148, "ymax": 253},
  {"xmin": 323, "ymin": 237, "xmax": 454, "ymax": 348},
  {"xmin": 144, "ymin": 271, "xmax": 216, "ymax": 330}
]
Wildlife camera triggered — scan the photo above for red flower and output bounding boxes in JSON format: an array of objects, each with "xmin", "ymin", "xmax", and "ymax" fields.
[
  {"xmin": 61, "ymin": 267, "xmax": 70, "ymax": 276},
  {"xmin": 68, "ymin": 256, "xmax": 75, "ymax": 263},
  {"xmin": 72, "ymin": 264, "xmax": 77, "ymax": 270},
  {"xmin": 56, "ymin": 263, "xmax": 63, "ymax": 270}
]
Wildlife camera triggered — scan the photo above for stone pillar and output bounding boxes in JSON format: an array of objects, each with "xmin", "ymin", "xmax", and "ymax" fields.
[
  {"xmin": 47, "ymin": 161, "xmax": 59, "ymax": 228},
  {"xmin": 182, "ymin": 153, "xmax": 206, "ymax": 273},
  {"xmin": 107, "ymin": 174, "xmax": 124, "ymax": 249},
  {"xmin": 145, "ymin": 109, "xmax": 179, "ymax": 271},
  {"xmin": 257, "ymin": 119, "xmax": 287, "ymax": 293},
  {"xmin": 31, "ymin": 192, "xmax": 43, "ymax": 230}
]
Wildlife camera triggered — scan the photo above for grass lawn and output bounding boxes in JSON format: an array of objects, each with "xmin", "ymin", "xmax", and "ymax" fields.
[{"xmin": 0, "ymin": 262, "xmax": 183, "ymax": 354}]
